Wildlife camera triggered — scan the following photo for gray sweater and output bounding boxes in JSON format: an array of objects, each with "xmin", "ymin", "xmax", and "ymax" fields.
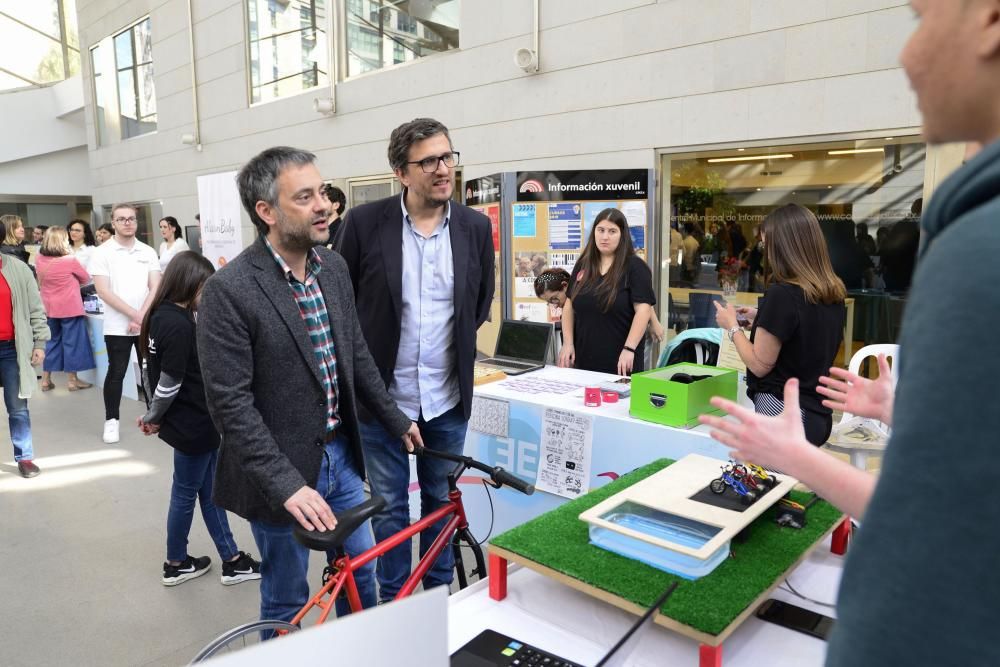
[{"xmin": 827, "ymin": 139, "xmax": 1000, "ymax": 665}]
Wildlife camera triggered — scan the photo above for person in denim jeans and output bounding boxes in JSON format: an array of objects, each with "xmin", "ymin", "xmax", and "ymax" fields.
[
  {"xmin": 0, "ymin": 217, "xmax": 50, "ymax": 478},
  {"xmin": 198, "ymin": 147, "xmax": 422, "ymax": 628},
  {"xmin": 337, "ymin": 119, "xmax": 495, "ymax": 601},
  {"xmin": 138, "ymin": 251, "xmax": 260, "ymax": 587}
]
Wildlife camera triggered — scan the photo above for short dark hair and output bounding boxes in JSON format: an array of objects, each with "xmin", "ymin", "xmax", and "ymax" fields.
[
  {"xmin": 98, "ymin": 222, "xmax": 114, "ymax": 234},
  {"xmin": 387, "ymin": 118, "xmax": 452, "ymax": 172},
  {"xmin": 323, "ymin": 184, "xmax": 347, "ymax": 215},
  {"xmin": 35, "ymin": 225, "xmax": 49, "ymax": 232},
  {"xmin": 160, "ymin": 216, "xmax": 183, "ymax": 240},
  {"xmin": 237, "ymin": 146, "xmax": 317, "ymax": 236}
]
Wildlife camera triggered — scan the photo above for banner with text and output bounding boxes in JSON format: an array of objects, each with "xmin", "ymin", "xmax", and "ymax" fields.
[{"xmin": 196, "ymin": 171, "xmax": 243, "ymax": 269}]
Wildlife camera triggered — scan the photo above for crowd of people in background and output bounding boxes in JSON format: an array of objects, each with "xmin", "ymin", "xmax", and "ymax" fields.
[{"xmin": 673, "ymin": 209, "xmax": 920, "ymax": 295}]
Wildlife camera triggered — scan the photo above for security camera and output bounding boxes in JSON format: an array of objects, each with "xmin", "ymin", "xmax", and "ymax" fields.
[
  {"xmin": 893, "ymin": 163, "xmax": 904, "ymax": 174},
  {"xmin": 514, "ymin": 48, "xmax": 538, "ymax": 73}
]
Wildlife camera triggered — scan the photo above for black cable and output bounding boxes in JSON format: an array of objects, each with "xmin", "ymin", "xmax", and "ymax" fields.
[
  {"xmin": 459, "ymin": 477, "xmax": 496, "ymax": 549},
  {"xmin": 780, "ymin": 576, "xmax": 836, "ymax": 609}
]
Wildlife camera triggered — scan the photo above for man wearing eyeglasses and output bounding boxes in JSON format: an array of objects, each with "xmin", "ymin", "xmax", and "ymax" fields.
[
  {"xmin": 336, "ymin": 118, "xmax": 494, "ymax": 602},
  {"xmin": 90, "ymin": 204, "xmax": 161, "ymax": 444}
]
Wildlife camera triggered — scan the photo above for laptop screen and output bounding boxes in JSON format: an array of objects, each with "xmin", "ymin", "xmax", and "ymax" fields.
[{"xmin": 494, "ymin": 320, "xmax": 551, "ymax": 362}]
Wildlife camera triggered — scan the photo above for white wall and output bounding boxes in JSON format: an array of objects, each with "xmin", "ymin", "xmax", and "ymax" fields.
[
  {"xmin": 75, "ymin": 0, "xmax": 919, "ymax": 234},
  {"xmin": 0, "ymin": 76, "xmax": 90, "ymax": 197}
]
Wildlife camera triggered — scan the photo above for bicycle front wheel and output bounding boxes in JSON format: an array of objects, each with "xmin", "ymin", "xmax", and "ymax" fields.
[{"xmin": 190, "ymin": 620, "xmax": 300, "ymax": 663}]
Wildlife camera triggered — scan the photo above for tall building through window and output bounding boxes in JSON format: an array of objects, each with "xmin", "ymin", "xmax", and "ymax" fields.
[
  {"xmin": 246, "ymin": 0, "xmax": 328, "ymax": 104},
  {"xmin": 113, "ymin": 18, "xmax": 157, "ymax": 139},
  {"xmin": 344, "ymin": 0, "xmax": 459, "ymax": 78}
]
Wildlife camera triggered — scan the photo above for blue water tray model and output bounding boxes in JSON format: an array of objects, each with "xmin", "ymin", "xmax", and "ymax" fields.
[
  {"xmin": 589, "ymin": 501, "xmax": 729, "ymax": 580},
  {"xmin": 579, "ymin": 455, "xmax": 798, "ymax": 581}
]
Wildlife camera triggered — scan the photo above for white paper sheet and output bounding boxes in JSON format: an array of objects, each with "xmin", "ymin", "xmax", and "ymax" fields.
[
  {"xmin": 515, "ymin": 302, "xmax": 549, "ymax": 322},
  {"xmin": 536, "ymin": 408, "xmax": 593, "ymax": 499},
  {"xmin": 514, "ymin": 277, "xmax": 537, "ymax": 299},
  {"xmin": 469, "ymin": 396, "xmax": 509, "ymax": 438}
]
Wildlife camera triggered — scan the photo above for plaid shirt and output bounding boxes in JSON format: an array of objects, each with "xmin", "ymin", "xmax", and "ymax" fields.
[{"xmin": 264, "ymin": 237, "xmax": 340, "ymax": 432}]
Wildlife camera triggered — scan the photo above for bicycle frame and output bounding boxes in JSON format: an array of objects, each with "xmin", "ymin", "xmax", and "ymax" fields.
[{"xmin": 288, "ymin": 474, "xmax": 482, "ymax": 627}]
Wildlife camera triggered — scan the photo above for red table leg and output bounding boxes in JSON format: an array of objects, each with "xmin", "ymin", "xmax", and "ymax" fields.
[
  {"xmin": 489, "ymin": 553, "xmax": 508, "ymax": 601},
  {"xmin": 831, "ymin": 518, "xmax": 851, "ymax": 555},
  {"xmin": 699, "ymin": 643, "xmax": 722, "ymax": 667}
]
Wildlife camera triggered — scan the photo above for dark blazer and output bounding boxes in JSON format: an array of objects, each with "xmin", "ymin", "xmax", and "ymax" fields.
[
  {"xmin": 197, "ymin": 238, "xmax": 412, "ymax": 524},
  {"xmin": 337, "ymin": 194, "xmax": 495, "ymax": 421}
]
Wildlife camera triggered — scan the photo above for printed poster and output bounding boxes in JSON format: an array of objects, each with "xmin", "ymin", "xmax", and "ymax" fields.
[
  {"xmin": 583, "ymin": 201, "xmax": 616, "ymax": 240},
  {"xmin": 196, "ymin": 171, "xmax": 244, "ymax": 269},
  {"xmin": 515, "ymin": 302, "xmax": 549, "ymax": 322},
  {"xmin": 536, "ymin": 408, "xmax": 593, "ymax": 498},
  {"xmin": 513, "ymin": 204, "xmax": 537, "ymax": 238},
  {"xmin": 548, "ymin": 203, "xmax": 582, "ymax": 250},
  {"xmin": 620, "ymin": 200, "xmax": 647, "ymax": 227}
]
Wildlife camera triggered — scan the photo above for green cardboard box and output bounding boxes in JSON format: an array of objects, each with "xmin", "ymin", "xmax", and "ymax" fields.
[{"xmin": 629, "ymin": 363, "xmax": 738, "ymax": 428}]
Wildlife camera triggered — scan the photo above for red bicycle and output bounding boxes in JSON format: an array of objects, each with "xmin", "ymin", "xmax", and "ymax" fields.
[{"xmin": 192, "ymin": 445, "xmax": 534, "ymax": 662}]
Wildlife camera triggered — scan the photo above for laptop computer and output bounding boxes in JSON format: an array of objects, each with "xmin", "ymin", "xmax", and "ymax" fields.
[
  {"xmin": 451, "ymin": 581, "xmax": 678, "ymax": 667},
  {"xmin": 478, "ymin": 319, "xmax": 553, "ymax": 376}
]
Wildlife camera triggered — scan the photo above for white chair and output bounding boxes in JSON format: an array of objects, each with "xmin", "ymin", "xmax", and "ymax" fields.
[{"xmin": 825, "ymin": 344, "xmax": 900, "ymax": 470}]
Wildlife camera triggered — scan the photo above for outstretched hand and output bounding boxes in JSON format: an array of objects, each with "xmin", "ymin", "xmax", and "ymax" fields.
[
  {"xmin": 698, "ymin": 378, "xmax": 811, "ymax": 471},
  {"xmin": 817, "ymin": 353, "xmax": 894, "ymax": 426}
]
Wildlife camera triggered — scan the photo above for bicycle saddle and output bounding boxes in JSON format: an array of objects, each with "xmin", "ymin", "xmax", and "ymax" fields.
[{"xmin": 293, "ymin": 496, "xmax": 387, "ymax": 552}]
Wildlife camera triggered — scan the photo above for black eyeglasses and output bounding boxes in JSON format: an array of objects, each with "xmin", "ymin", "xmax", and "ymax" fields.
[{"xmin": 406, "ymin": 151, "xmax": 460, "ymax": 173}]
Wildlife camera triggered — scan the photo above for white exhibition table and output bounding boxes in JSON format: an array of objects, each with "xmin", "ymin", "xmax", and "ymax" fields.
[
  {"xmin": 449, "ymin": 536, "xmax": 844, "ymax": 666},
  {"xmin": 456, "ymin": 365, "xmax": 738, "ymax": 540}
]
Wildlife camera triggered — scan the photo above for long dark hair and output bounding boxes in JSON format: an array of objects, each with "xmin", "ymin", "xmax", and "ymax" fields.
[
  {"xmin": 139, "ymin": 251, "xmax": 215, "ymax": 360},
  {"xmin": 160, "ymin": 216, "xmax": 183, "ymax": 240},
  {"xmin": 67, "ymin": 219, "xmax": 96, "ymax": 247},
  {"xmin": 573, "ymin": 208, "xmax": 634, "ymax": 312}
]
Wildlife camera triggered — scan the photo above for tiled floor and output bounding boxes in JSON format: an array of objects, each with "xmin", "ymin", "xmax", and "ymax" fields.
[{"xmin": 2, "ymin": 382, "xmax": 456, "ymax": 666}]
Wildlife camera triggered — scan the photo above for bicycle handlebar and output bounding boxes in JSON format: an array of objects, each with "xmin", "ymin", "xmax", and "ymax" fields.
[{"xmin": 402, "ymin": 444, "xmax": 535, "ymax": 496}]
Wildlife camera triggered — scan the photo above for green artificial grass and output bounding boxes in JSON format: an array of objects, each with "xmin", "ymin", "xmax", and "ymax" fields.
[{"xmin": 491, "ymin": 459, "xmax": 842, "ymax": 636}]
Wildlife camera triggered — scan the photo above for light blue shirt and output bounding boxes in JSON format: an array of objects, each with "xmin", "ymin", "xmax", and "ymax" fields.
[{"xmin": 390, "ymin": 193, "xmax": 459, "ymax": 421}]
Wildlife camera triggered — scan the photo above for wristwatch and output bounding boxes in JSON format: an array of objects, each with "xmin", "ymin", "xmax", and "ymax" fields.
[
  {"xmin": 727, "ymin": 326, "xmax": 740, "ymax": 343},
  {"xmin": 623, "ymin": 345, "xmax": 636, "ymax": 353}
]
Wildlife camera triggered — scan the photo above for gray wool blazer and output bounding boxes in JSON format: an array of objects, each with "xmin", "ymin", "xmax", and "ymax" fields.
[{"xmin": 197, "ymin": 238, "xmax": 413, "ymax": 524}]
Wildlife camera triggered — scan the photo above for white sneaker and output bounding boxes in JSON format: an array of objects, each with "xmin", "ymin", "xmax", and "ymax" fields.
[{"xmin": 103, "ymin": 418, "xmax": 120, "ymax": 444}]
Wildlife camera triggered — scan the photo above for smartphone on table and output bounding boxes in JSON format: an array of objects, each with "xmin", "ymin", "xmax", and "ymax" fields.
[{"xmin": 755, "ymin": 599, "xmax": 834, "ymax": 641}]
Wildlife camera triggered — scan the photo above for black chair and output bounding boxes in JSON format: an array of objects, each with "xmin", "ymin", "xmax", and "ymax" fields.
[{"xmin": 689, "ymin": 293, "xmax": 724, "ymax": 329}]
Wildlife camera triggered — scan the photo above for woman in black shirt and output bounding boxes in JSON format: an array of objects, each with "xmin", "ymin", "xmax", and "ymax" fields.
[
  {"xmin": 557, "ymin": 208, "xmax": 656, "ymax": 375},
  {"xmin": 714, "ymin": 204, "xmax": 846, "ymax": 445},
  {"xmin": 137, "ymin": 251, "xmax": 261, "ymax": 586}
]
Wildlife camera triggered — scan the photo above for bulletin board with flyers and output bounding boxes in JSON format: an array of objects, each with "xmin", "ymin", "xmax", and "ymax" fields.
[
  {"xmin": 465, "ymin": 174, "xmax": 504, "ymax": 355},
  {"xmin": 509, "ymin": 169, "xmax": 654, "ymax": 324}
]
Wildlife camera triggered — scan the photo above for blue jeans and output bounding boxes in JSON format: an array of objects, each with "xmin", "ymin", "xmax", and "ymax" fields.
[
  {"xmin": 166, "ymin": 449, "xmax": 239, "ymax": 563},
  {"xmin": 360, "ymin": 403, "xmax": 468, "ymax": 601},
  {"xmin": 0, "ymin": 341, "xmax": 33, "ymax": 462},
  {"xmin": 250, "ymin": 436, "xmax": 375, "ymax": 624}
]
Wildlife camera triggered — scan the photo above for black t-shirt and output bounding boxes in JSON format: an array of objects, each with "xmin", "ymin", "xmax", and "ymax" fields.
[
  {"xmin": 747, "ymin": 283, "xmax": 845, "ymax": 416},
  {"xmin": 145, "ymin": 302, "xmax": 219, "ymax": 454},
  {"xmin": 569, "ymin": 255, "xmax": 656, "ymax": 374}
]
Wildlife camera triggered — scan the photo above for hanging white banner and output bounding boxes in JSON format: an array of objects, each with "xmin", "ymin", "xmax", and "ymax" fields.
[{"xmin": 196, "ymin": 171, "xmax": 244, "ymax": 269}]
